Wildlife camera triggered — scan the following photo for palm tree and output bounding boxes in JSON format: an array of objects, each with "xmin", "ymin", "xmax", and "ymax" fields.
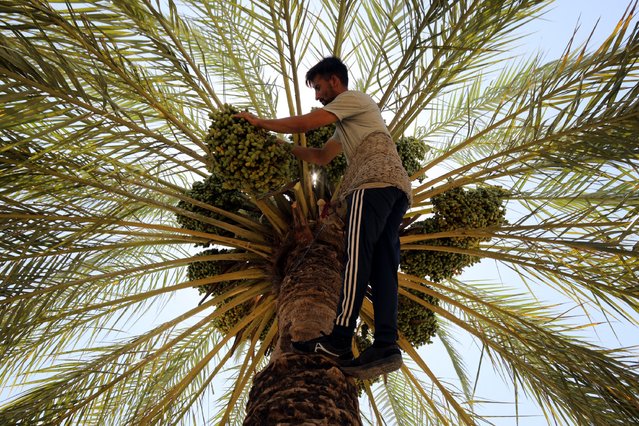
[{"xmin": 1, "ymin": 0, "xmax": 638, "ymax": 424}]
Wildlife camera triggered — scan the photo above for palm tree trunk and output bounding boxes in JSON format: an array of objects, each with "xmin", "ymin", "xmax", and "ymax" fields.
[{"xmin": 244, "ymin": 214, "xmax": 362, "ymax": 425}]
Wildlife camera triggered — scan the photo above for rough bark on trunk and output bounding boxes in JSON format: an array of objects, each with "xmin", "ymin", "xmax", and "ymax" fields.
[{"xmin": 244, "ymin": 214, "xmax": 362, "ymax": 425}]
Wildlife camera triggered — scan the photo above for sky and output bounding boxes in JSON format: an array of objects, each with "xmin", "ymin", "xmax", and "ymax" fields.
[{"xmin": 519, "ymin": 0, "xmax": 636, "ymax": 59}]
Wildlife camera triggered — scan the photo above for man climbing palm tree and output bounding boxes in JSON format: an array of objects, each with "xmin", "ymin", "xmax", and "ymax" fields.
[{"xmin": 236, "ymin": 56, "xmax": 412, "ymax": 380}]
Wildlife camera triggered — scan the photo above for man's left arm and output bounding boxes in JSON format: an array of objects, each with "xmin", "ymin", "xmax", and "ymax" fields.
[
  {"xmin": 235, "ymin": 108, "xmax": 337, "ymax": 134},
  {"xmin": 290, "ymin": 138, "xmax": 342, "ymax": 166}
]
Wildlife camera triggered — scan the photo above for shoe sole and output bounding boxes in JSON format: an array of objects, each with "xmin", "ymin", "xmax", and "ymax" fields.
[{"xmin": 341, "ymin": 353, "xmax": 403, "ymax": 380}]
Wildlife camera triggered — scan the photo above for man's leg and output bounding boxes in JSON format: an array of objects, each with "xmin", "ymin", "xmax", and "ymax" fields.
[
  {"xmin": 292, "ymin": 188, "xmax": 396, "ymax": 358},
  {"xmin": 341, "ymin": 189, "xmax": 408, "ymax": 380},
  {"xmin": 369, "ymin": 190, "xmax": 408, "ymax": 345},
  {"xmin": 332, "ymin": 187, "xmax": 399, "ymax": 338}
]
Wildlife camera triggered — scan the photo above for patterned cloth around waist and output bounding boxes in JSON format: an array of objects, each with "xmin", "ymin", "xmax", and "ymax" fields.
[{"xmin": 337, "ymin": 131, "xmax": 413, "ymax": 206}]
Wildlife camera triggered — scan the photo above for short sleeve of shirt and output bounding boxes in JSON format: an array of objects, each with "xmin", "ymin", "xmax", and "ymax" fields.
[
  {"xmin": 323, "ymin": 91, "xmax": 369, "ymax": 120},
  {"xmin": 322, "ymin": 91, "xmax": 389, "ymax": 162}
]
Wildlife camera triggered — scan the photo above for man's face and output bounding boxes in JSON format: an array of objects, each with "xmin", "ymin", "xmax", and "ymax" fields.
[{"xmin": 311, "ymin": 75, "xmax": 338, "ymax": 106}]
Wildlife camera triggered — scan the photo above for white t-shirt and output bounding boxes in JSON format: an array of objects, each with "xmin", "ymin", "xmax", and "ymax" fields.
[{"xmin": 322, "ymin": 91, "xmax": 390, "ymax": 163}]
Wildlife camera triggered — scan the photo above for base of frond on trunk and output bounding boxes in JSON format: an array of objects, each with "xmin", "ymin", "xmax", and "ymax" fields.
[{"xmin": 244, "ymin": 353, "xmax": 361, "ymax": 425}]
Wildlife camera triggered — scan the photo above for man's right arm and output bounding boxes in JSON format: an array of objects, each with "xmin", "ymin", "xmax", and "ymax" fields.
[
  {"xmin": 291, "ymin": 138, "xmax": 342, "ymax": 166},
  {"xmin": 235, "ymin": 109, "xmax": 337, "ymax": 134}
]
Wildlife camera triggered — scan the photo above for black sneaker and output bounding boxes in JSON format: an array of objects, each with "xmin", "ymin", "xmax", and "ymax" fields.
[
  {"xmin": 291, "ymin": 332, "xmax": 354, "ymax": 362},
  {"xmin": 341, "ymin": 344, "xmax": 402, "ymax": 380}
]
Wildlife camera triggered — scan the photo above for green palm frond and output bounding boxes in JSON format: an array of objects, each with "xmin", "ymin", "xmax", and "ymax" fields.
[{"xmin": 397, "ymin": 273, "xmax": 639, "ymax": 424}]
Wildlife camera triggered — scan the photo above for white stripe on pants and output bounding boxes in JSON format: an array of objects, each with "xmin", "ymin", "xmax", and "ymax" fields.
[{"xmin": 336, "ymin": 189, "xmax": 365, "ymax": 326}]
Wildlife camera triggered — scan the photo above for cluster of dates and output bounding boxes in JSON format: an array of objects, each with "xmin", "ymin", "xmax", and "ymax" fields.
[{"xmin": 398, "ymin": 185, "xmax": 508, "ymax": 346}]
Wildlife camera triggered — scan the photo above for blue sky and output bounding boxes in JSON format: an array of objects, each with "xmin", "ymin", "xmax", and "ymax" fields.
[{"xmin": 519, "ymin": 0, "xmax": 635, "ymax": 57}]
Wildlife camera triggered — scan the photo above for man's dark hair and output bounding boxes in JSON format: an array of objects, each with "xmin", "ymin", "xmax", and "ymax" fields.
[{"xmin": 306, "ymin": 56, "xmax": 348, "ymax": 88}]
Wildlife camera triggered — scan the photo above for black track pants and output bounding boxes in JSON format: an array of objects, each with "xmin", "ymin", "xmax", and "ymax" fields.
[{"xmin": 332, "ymin": 186, "xmax": 409, "ymax": 345}]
